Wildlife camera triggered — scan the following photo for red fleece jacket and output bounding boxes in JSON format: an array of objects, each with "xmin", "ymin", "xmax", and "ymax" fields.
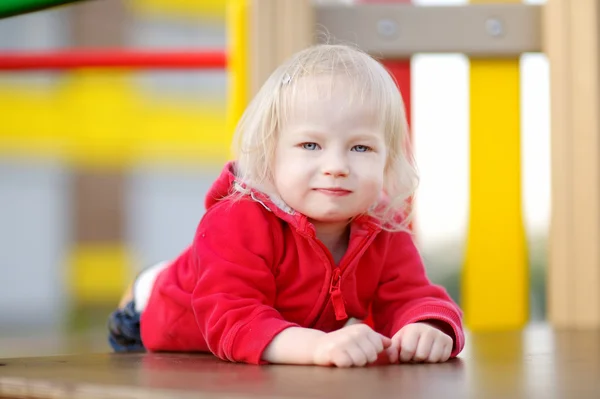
[{"xmin": 140, "ymin": 162, "xmax": 465, "ymax": 364}]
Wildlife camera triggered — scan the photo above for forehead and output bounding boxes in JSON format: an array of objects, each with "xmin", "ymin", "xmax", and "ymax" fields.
[{"xmin": 280, "ymin": 75, "xmax": 382, "ymax": 130}]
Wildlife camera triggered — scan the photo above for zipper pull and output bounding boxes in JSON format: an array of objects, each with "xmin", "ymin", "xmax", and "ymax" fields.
[{"xmin": 329, "ymin": 268, "xmax": 347, "ymax": 320}]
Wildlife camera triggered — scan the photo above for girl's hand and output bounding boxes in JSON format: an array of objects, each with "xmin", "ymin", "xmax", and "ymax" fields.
[
  {"xmin": 312, "ymin": 324, "xmax": 392, "ymax": 367},
  {"xmin": 388, "ymin": 322, "xmax": 453, "ymax": 364}
]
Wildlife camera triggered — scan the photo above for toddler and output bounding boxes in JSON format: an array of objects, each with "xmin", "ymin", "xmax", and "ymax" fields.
[{"xmin": 108, "ymin": 44, "xmax": 465, "ymax": 367}]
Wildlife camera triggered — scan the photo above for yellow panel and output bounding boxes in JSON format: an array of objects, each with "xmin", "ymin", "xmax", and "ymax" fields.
[
  {"xmin": 69, "ymin": 244, "xmax": 133, "ymax": 304},
  {"xmin": 0, "ymin": 71, "xmax": 229, "ymax": 169},
  {"xmin": 463, "ymin": 57, "xmax": 528, "ymax": 331},
  {"xmin": 131, "ymin": 0, "xmax": 227, "ymax": 19},
  {"xmin": 226, "ymin": 0, "xmax": 248, "ymax": 152}
]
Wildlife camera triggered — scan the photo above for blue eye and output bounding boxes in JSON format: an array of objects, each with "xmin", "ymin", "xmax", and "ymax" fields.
[
  {"xmin": 352, "ymin": 145, "xmax": 371, "ymax": 152},
  {"xmin": 301, "ymin": 142, "xmax": 320, "ymax": 150}
]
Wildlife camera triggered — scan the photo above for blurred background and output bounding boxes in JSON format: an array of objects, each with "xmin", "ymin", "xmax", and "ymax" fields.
[{"xmin": 0, "ymin": 0, "xmax": 549, "ymax": 357}]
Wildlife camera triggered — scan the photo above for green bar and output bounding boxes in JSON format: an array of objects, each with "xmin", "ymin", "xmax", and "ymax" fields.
[{"xmin": 0, "ymin": 0, "xmax": 87, "ymax": 19}]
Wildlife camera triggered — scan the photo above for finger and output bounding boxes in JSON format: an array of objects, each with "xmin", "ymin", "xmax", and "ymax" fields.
[
  {"xmin": 426, "ymin": 338, "xmax": 447, "ymax": 363},
  {"xmin": 392, "ymin": 328, "xmax": 403, "ymax": 346},
  {"xmin": 386, "ymin": 343, "xmax": 399, "ymax": 364},
  {"xmin": 379, "ymin": 334, "xmax": 392, "ymax": 349},
  {"xmin": 441, "ymin": 343, "xmax": 453, "ymax": 362},
  {"xmin": 344, "ymin": 317, "xmax": 362, "ymax": 327},
  {"xmin": 366, "ymin": 332, "xmax": 386, "ymax": 353},
  {"xmin": 345, "ymin": 343, "xmax": 369, "ymax": 367},
  {"xmin": 399, "ymin": 332, "xmax": 420, "ymax": 362},
  {"xmin": 358, "ymin": 337, "xmax": 379, "ymax": 364},
  {"xmin": 413, "ymin": 331, "xmax": 435, "ymax": 362},
  {"xmin": 331, "ymin": 349, "xmax": 354, "ymax": 368}
]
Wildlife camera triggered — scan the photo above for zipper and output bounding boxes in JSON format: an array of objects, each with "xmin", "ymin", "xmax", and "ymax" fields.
[
  {"xmin": 310, "ymin": 229, "xmax": 376, "ymax": 323},
  {"xmin": 329, "ymin": 267, "xmax": 347, "ymax": 320},
  {"xmin": 317, "ymin": 240, "xmax": 347, "ymax": 320}
]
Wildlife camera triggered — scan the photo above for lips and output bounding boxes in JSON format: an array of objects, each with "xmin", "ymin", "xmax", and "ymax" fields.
[{"xmin": 314, "ymin": 188, "xmax": 352, "ymax": 196}]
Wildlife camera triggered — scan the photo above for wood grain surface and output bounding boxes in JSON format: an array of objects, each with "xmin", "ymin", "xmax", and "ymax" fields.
[{"xmin": 1, "ymin": 324, "xmax": 599, "ymax": 399}]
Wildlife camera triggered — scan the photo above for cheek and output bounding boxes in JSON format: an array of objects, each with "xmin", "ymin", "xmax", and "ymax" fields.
[
  {"xmin": 362, "ymin": 158, "xmax": 386, "ymax": 183},
  {"xmin": 366, "ymin": 178, "xmax": 384, "ymax": 200},
  {"xmin": 276, "ymin": 157, "xmax": 305, "ymax": 181},
  {"xmin": 273, "ymin": 155, "xmax": 308, "ymax": 196},
  {"xmin": 362, "ymin": 165, "xmax": 386, "ymax": 201}
]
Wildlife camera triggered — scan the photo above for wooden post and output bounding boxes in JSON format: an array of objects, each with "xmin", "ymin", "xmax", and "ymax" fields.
[
  {"xmin": 544, "ymin": 0, "xmax": 600, "ymax": 328},
  {"xmin": 248, "ymin": 0, "xmax": 313, "ymax": 97},
  {"xmin": 68, "ymin": 0, "xmax": 132, "ymax": 307}
]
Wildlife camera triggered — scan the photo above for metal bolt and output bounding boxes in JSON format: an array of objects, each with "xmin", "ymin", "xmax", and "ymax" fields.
[
  {"xmin": 485, "ymin": 17, "xmax": 504, "ymax": 37},
  {"xmin": 377, "ymin": 19, "xmax": 398, "ymax": 38}
]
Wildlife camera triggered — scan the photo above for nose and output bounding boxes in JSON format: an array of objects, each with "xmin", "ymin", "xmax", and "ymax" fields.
[{"xmin": 322, "ymin": 151, "xmax": 350, "ymax": 178}]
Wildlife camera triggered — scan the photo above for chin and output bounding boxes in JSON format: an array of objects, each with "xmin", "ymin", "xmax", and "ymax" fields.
[
  {"xmin": 308, "ymin": 214, "xmax": 353, "ymax": 224},
  {"xmin": 306, "ymin": 207, "xmax": 364, "ymax": 222}
]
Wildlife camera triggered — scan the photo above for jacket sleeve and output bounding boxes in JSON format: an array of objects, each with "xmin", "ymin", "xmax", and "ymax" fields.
[
  {"xmin": 190, "ymin": 200, "xmax": 300, "ymax": 364},
  {"xmin": 371, "ymin": 230, "xmax": 465, "ymax": 358}
]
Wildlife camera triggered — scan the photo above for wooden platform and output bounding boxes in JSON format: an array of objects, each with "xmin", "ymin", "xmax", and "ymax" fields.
[{"xmin": 1, "ymin": 324, "xmax": 599, "ymax": 399}]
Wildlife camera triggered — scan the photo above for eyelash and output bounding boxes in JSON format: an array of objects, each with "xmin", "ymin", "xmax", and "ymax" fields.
[
  {"xmin": 299, "ymin": 143, "xmax": 373, "ymax": 152},
  {"xmin": 352, "ymin": 145, "xmax": 371, "ymax": 153},
  {"xmin": 301, "ymin": 142, "xmax": 320, "ymax": 150}
]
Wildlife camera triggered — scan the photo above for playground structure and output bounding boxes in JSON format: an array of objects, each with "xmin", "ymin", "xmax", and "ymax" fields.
[{"xmin": 0, "ymin": 0, "xmax": 599, "ymax": 333}]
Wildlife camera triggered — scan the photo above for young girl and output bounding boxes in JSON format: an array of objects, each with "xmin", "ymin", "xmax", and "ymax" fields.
[{"xmin": 108, "ymin": 44, "xmax": 465, "ymax": 367}]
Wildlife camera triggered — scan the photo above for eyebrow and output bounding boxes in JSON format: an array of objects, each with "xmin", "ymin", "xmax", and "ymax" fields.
[
  {"xmin": 349, "ymin": 132, "xmax": 383, "ymax": 142},
  {"xmin": 287, "ymin": 126, "xmax": 326, "ymax": 138},
  {"xmin": 290, "ymin": 126, "xmax": 382, "ymax": 141}
]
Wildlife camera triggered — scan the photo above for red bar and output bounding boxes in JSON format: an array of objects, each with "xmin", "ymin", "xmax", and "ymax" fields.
[
  {"xmin": 0, "ymin": 49, "xmax": 227, "ymax": 70},
  {"xmin": 383, "ymin": 60, "xmax": 412, "ymax": 127}
]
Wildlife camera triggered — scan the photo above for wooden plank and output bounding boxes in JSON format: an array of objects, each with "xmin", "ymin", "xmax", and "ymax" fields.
[
  {"xmin": 1, "ymin": 326, "xmax": 600, "ymax": 398},
  {"xmin": 569, "ymin": 0, "xmax": 600, "ymax": 328},
  {"xmin": 69, "ymin": 1, "xmax": 131, "ymax": 306},
  {"xmin": 277, "ymin": 0, "xmax": 313, "ymax": 66},
  {"xmin": 70, "ymin": 0, "xmax": 130, "ymax": 48},
  {"xmin": 545, "ymin": 0, "xmax": 600, "ymax": 328},
  {"xmin": 73, "ymin": 172, "xmax": 125, "ymax": 243},
  {"xmin": 248, "ymin": 0, "xmax": 277, "ymax": 97},
  {"xmin": 463, "ymin": 0, "xmax": 527, "ymax": 331},
  {"xmin": 544, "ymin": 0, "xmax": 573, "ymax": 328},
  {"xmin": 249, "ymin": 0, "xmax": 313, "ymax": 96},
  {"xmin": 314, "ymin": 3, "xmax": 541, "ymax": 58}
]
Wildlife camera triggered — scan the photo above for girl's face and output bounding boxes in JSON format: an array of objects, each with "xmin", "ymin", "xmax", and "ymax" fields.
[{"xmin": 273, "ymin": 76, "xmax": 387, "ymax": 225}]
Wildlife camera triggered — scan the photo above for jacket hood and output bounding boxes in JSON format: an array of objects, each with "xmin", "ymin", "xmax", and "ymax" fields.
[{"xmin": 204, "ymin": 161, "xmax": 238, "ymax": 211}]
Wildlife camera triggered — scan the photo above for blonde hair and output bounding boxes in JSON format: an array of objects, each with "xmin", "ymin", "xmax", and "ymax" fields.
[{"xmin": 231, "ymin": 44, "xmax": 419, "ymax": 232}]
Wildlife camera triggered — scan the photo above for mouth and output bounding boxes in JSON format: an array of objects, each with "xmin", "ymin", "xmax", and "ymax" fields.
[{"xmin": 313, "ymin": 188, "xmax": 353, "ymax": 196}]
